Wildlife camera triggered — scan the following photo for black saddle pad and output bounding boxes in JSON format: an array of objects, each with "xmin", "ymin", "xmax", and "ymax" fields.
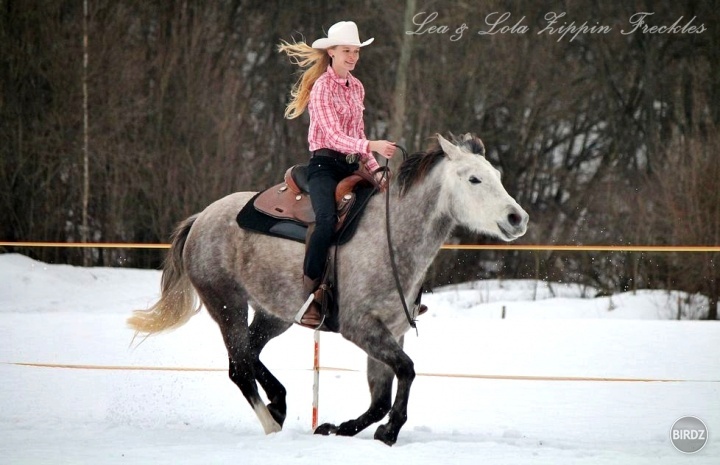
[{"xmin": 236, "ymin": 186, "xmax": 376, "ymax": 245}]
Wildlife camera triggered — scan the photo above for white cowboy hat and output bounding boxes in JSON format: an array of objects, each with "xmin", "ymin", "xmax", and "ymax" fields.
[{"xmin": 311, "ymin": 21, "xmax": 374, "ymax": 49}]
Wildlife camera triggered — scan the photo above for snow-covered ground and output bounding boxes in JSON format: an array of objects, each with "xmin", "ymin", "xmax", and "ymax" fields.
[{"xmin": 1, "ymin": 253, "xmax": 718, "ymax": 464}]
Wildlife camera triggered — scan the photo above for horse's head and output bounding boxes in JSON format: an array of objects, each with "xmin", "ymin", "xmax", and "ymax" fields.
[{"xmin": 437, "ymin": 133, "xmax": 529, "ymax": 241}]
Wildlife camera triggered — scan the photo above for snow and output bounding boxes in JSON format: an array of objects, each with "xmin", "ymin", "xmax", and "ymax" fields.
[{"xmin": 1, "ymin": 252, "xmax": 718, "ymax": 464}]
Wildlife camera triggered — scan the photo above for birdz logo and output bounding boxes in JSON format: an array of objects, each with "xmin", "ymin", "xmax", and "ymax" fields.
[{"xmin": 670, "ymin": 416, "xmax": 708, "ymax": 453}]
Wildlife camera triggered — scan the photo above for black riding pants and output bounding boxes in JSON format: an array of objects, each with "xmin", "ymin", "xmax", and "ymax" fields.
[{"xmin": 303, "ymin": 154, "xmax": 359, "ymax": 280}]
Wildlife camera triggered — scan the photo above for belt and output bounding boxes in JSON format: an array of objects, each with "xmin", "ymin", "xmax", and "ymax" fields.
[{"xmin": 312, "ymin": 148, "xmax": 360, "ymax": 164}]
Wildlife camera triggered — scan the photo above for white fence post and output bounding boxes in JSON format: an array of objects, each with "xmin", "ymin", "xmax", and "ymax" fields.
[{"xmin": 312, "ymin": 329, "xmax": 320, "ymax": 430}]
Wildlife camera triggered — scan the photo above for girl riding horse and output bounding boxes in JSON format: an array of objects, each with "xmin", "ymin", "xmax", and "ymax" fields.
[{"xmin": 278, "ymin": 21, "xmax": 396, "ymax": 328}]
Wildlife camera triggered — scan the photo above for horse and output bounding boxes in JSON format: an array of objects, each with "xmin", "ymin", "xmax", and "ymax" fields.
[{"xmin": 127, "ymin": 133, "xmax": 529, "ymax": 445}]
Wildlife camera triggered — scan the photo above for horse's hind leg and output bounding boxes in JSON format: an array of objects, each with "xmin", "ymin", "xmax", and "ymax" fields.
[
  {"xmin": 248, "ymin": 308, "xmax": 292, "ymax": 426},
  {"xmin": 200, "ymin": 283, "xmax": 282, "ymax": 435}
]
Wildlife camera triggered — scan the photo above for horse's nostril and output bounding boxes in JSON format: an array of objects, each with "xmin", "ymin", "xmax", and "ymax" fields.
[{"xmin": 508, "ymin": 212, "xmax": 522, "ymax": 227}]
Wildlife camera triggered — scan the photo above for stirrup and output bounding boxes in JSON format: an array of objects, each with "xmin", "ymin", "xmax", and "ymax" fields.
[
  {"xmin": 294, "ymin": 294, "xmax": 325, "ymax": 329},
  {"xmin": 294, "ymin": 294, "xmax": 315, "ymax": 324}
]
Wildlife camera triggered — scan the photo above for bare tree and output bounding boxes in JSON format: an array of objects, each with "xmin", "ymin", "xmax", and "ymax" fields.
[{"xmin": 1, "ymin": 0, "xmax": 719, "ymax": 315}]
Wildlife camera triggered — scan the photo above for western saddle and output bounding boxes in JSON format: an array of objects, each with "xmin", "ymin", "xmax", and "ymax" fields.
[{"xmin": 253, "ymin": 164, "xmax": 379, "ymax": 231}]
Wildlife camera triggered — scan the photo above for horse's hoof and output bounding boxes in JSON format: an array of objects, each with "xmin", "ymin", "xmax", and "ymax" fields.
[
  {"xmin": 373, "ymin": 424, "xmax": 397, "ymax": 446},
  {"xmin": 314, "ymin": 423, "xmax": 339, "ymax": 435},
  {"xmin": 267, "ymin": 403, "xmax": 286, "ymax": 427}
]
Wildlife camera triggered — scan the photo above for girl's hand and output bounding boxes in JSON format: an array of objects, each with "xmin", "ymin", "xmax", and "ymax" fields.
[
  {"xmin": 374, "ymin": 170, "xmax": 388, "ymax": 190},
  {"xmin": 369, "ymin": 140, "xmax": 396, "ymax": 159}
]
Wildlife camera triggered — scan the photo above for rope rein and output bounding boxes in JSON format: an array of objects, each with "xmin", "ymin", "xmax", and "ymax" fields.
[
  {"xmin": 383, "ymin": 146, "xmax": 418, "ymax": 332},
  {"xmin": 333, "ymin": 145, "xmax": 417, "ymax": 332}
]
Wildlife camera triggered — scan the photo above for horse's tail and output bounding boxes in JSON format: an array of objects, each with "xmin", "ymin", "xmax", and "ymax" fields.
[{"xmin": 127, "ymin": 214, "xmax": 201, "ymax": 336}]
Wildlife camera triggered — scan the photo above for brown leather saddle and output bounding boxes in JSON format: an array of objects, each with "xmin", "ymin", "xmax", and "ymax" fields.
[{"xmin": 253, "ymin": 164, "xmax": 378, "ymax": 232}]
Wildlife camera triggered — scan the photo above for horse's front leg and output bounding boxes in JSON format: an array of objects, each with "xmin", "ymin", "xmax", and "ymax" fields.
[
  {"xmin": 325, "ymin": 320, "xmax": 415, "ymax": 446},
  {"xmin": 370, "ymin": 334, "xmax": 415, "ymax": 446},
  {"xmin": 315, "ymin": 354, "xmax": 394, "ymax": 436}
]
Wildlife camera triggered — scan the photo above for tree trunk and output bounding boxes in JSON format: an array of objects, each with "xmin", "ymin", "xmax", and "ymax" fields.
[
  {"xmin": 709, "ymin": 276, "xmax": 719, "ymax": 320},
  {"xmin": 388, "ymin": 0, "xmax": 415, "ymax": 171},
  {"xmin": 81, "ymin": 0, "xmax": 90, "ymax": 266}
]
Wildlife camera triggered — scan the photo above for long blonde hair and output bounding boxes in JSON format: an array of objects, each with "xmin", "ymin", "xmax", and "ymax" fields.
[{"xmin": 278, "ymin": 40, "xmax": 331, "ymax": 119}]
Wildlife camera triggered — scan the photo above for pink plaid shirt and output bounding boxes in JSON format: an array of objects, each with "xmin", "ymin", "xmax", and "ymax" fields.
[{"xmin": 308, "ymin": 66, "xmax": 380, "ymax": 172}]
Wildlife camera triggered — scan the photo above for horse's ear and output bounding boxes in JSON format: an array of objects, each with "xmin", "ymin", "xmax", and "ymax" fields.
[
  {"xmin": 461, "ymin": 133, "xmax": 485, "ymax": 157},
  {"xmin": 437, "ymin": 134, "xmax": 459, "ymax": 159}
]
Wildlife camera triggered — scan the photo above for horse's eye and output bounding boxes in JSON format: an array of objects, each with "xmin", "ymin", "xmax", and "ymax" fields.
[{"xmin": 469, "ymin": 176, "xmax": 481, "ymax": 184}]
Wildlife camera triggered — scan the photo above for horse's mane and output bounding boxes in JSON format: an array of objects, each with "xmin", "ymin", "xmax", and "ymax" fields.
[
  {"xmin": 396, "ymin": 146, "xmax": 445, "ymax": 196},
  {"xmin": 396, "ymin": 134, "xmax": 485, "ymax": 196}
]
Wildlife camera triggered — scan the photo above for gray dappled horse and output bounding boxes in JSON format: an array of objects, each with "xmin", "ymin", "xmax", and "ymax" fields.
[{"xmin": 128, "ymin": 134, "xmax": 529, "ymax": 445}]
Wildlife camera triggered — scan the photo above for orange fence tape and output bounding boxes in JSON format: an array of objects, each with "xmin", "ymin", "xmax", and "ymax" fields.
[
  {"xmin": 0, "ymin": 241, "xmax": 169, "ymax": 249},
  {"xmin": 441, "ymin": 244, "xmax": 720, "ymax": 252},
  {"xmin": 4, "ymin": 361, "xmax": 716, "ymax": 383},
  {"xmin": 2, "ymin": 241, "xmax": 720, "ymax": 253}
]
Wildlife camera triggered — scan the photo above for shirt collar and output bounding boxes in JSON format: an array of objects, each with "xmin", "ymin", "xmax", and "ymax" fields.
[{"xmin": 326, "ymin": 65, "xmax": 354, "ymax": 86}]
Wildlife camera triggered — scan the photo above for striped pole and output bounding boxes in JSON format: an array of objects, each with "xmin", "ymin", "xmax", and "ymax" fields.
[{"xmin": 312, "ymin": 329, "xmax": 320, "ymax": 430}]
